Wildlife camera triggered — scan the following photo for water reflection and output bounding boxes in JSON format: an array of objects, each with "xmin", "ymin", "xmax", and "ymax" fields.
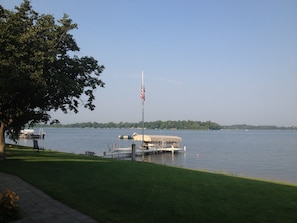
[{"xmin": 135, "ymin": 152, "xmax": 185, "ymax": 167}]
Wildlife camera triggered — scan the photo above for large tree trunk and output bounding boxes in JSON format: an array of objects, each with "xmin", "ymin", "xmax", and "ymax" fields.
[{"xmin": 0, "ymin": 121, "xmax": 6, "ymax": 159}]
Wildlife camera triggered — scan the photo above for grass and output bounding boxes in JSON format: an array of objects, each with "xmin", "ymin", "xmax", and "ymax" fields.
[{"xmin": 1, "ymin": 144, "xmax": 297, "ymax": 223}]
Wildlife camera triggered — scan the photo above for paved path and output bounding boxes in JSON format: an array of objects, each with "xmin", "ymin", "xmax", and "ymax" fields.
[{"xmin": 0, "ymin": 172, "xmax": 98, "ymax": 223}]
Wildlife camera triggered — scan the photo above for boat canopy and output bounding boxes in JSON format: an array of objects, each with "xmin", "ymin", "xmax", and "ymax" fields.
[
  {"xmin": 133, "ymin": 134, "xmax": 182, "ymax": 143},
  {"xmin": 20, "ymin": 129, "xmax": 34, "ymax": 134}
]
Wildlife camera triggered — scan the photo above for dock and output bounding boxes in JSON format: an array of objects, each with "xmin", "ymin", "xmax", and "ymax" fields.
[
  {"xmin": 104, "ymin": 133, "xmax": 186, "ymax": 159},
  {"xmin": 103, "ymin": 145, "xmax": 186, "ymax": 158}
]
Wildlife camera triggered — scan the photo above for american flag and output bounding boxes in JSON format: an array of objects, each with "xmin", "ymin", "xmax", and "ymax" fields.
[
  {"xmin": 140, "ymin": 86, "xmax": 145, "ymax": 101},
  {"xmin": 140, "ymin": 72, "xmax": 145, "ymax": 101}
]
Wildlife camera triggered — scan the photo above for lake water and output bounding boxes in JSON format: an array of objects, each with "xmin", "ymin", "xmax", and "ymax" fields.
[{"xmin": 7, "ymin": 128, "xmax": 297, "ymax": 184}]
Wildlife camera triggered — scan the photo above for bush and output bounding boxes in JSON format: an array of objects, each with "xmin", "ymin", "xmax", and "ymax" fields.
[{"xmin": 0, "ymin": 189, "xmax": 21, "ymax": 223}]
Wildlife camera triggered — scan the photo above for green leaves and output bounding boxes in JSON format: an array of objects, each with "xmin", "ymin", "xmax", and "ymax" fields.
[{"xmin": 0, "ymin": 0, "xmax": 105, "ymax": 144}]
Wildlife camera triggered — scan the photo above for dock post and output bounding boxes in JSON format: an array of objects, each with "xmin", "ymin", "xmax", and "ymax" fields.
[{"xmin": 131, "ymin": 144, "xmax": 136, "ymax": 161}]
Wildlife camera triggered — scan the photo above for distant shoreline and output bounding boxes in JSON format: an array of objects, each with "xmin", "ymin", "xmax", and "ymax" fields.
[
  {"xmin": 222, "ymin": 124, "xmax": 297, "ymax": 130},
  {"xmin": 34, "ymin": 120, "xmax": 297, "ymax": 131}
]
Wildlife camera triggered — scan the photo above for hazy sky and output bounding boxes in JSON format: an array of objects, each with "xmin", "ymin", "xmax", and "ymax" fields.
[{"xmin": 2, "ymin": 0, "xmax": 297, "ymax": 126}]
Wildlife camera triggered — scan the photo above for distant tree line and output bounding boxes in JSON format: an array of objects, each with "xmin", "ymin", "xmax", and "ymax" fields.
[
  {"xmin": 38, "ymin": 120, "xmax": 222, "ymax": 130},
  {"xmin": 222, "ymin": 124, "xmax": 297, "ymax": 130},
  {"xmin": 36, "ymin": 121, "xmax": 297, "ymax": 130}
]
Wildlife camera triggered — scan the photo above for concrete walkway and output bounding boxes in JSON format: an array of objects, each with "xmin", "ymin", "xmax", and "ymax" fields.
[{"xmin": 0, "ymin": 172, "xmax": 98, "ymax": 223}]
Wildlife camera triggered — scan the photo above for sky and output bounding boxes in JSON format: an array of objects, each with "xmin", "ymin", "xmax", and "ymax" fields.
[{"xmin": 2, "ymin": 0, "xmax": 297, "ymax": 126}]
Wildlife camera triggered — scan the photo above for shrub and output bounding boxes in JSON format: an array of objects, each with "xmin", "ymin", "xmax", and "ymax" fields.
[{"xmin": 0, "ymin": 189, "xmax": 21, "ymax": 222}]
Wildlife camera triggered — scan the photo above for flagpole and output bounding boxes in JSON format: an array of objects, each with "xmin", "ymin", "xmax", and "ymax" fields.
[
  {"xmin": 142, "ymin": 96, "xmax": 144, "ymax": 160},
  {"xmin": 141, "ymin": 71, "xmax": 145, "ymax": 160}
]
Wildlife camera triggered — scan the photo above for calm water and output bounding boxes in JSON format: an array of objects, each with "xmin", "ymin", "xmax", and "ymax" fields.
[{"xmin": 7, "ymin": 128, "xmax": 297, "ymax": 184}]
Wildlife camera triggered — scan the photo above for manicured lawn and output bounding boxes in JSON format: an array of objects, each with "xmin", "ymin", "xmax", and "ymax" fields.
[{"xmin": 1, "ymin": 145, "xmax": 297, "ymax": 223}]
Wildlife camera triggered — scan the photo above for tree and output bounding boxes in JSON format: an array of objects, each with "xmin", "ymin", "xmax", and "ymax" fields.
[{"xmin": 0, "ymin": 1, "xmax": 105, "ymax": 157}]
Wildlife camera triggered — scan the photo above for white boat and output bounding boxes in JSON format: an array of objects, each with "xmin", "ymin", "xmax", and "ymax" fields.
[
  {"xmin": 103, "ymin": 144, "xmax": 133, "ymax": 158},
  {"xmin": 19, "ymin": 128, "xmax": 45, "ymax": 139},
  {"xmin": 132, "ymin": 133, "xmax": 185, "ymax": 154}
]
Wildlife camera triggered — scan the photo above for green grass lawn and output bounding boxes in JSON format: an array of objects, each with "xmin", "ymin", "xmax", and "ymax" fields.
[{"xmin": 1, "ymin": 145, "xmax": 297, "ymax": 223}]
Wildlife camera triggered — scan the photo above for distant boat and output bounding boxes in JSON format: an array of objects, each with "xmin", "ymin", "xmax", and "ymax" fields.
[
  {"xmin": 19, "ymin": 128, "xmax": 45, "ymax": 139},
  {"xmin": 118, "ymin": 134, "xmax": 134, "ymax": 139}
]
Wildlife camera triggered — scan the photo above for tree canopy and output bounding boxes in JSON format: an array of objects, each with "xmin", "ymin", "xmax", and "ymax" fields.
[{"xmin": 0, "ymin": 0, "xmax": 105, "ymax": 156}]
